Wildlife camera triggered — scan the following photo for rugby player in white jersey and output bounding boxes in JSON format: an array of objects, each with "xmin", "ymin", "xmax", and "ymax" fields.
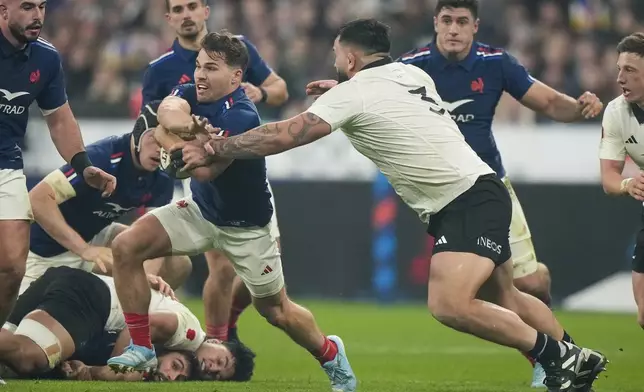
[
  {"xmin": 179, "ymin": 19, "xmax": 608, "ymax": 391},
  {"xmin": 0, "ymin": 267, "xmax": 254, "ymax": 382},
  {"xmin": 599, "ymin": 32, "xmax": 644, "ymax": 331}
]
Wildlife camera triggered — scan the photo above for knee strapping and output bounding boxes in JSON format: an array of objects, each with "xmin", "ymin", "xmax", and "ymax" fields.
[{"xmin": 14, "ymin": 319, "xmax": 61, "ymax": 369}]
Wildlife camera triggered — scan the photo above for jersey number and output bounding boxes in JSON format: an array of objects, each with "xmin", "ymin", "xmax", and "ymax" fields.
[{"xmin": 408, "ymin": 87, "xmax": 446, "ymax": 115}]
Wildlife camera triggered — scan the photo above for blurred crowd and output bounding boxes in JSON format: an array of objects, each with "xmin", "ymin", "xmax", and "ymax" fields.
[{"xmin": 42, "ymin": 0, "xmax": 644, "ymax": 123}]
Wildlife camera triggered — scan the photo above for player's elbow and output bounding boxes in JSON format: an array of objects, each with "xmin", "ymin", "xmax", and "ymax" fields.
[{"xmin": 273, "ymin": 80, "xmax": 289, "ymax": 105}]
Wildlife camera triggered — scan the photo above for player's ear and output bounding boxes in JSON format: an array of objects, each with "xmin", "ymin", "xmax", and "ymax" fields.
[
  {"xmin": 0, "ymin": 4, "xmax": 7, "ymax": 20},
  {"xmin": 473, "ymin": 18, "xmax": 479, "ymax": 34},
  {"xmin": 347, "ymin": 52, "xmax": 357, "ymax": 73},
  {"xmin": 204, "ymin": 4, "xmax": 210, "ymax": 19},
  {"xmin": 232, "ymin": 68, "xmax": 243, "ymax": 85},
  {"xmin": 433, "ymin": 16, "xmax": 438, "ymax": 33}
]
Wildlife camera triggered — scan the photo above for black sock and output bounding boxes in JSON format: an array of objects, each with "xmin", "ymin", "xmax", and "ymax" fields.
[
  {"xmin": 562, "ymin": 331, "xmax": 575, "ymax": 345},
  {"xmin": 527, "ymin": 333, "xmax": 561, "ymax": 361}
]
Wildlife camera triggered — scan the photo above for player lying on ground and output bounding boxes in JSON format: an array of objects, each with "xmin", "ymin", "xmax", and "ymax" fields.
[
  {"xmin": 0, "ymin": 266, "xmax": 255, "ymax": 382},
  {"xmin": 0, "ymin": 1, "xmax": 115, "ymax": 365},
  {"xmin": 179, "ymin": 19, "xmax": 607, "ymax": 392},
  {"xmin": 23, "ymin": 100, "xmax": 192, "ymax": 295},
  {"xmin": 599, "ymin": 32, "xmax": 644, "ymax": 332},
  {"xmin": 145, "ymin": 0, "xmax": 289, "ymax": 344},
  {"xmin": 305, "ymin": 1, "xmax": 603, "ymax": 387},
  {"xmin": 108, "ymin": 31, "xmax": 357, "ymax": 392}
]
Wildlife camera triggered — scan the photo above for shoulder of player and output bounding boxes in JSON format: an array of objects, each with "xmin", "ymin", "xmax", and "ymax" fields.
[
  {"xmin": 88, "ymin": 135, "xmax": 128, "ymax": 162},
  {"xmin": 473, "ymin": 42, "xmax": 506, "ymax": 60},
  {"xmin": 398, "ymin": 43, "xmax": 433, "ymax": 63},
  {"xmin": 30, "ymin": 37, "xmax": 61, "ymax": 61},
  {"xmin": 604, "ymin": 95, "xmax": 629, "ymax": 119},
  {"xmin": 148, "ymin": 50, "xmax": 178, "ymax": 68}
]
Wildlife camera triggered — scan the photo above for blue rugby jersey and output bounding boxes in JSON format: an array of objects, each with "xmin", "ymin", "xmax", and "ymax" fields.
[
  {"xmin": 398, "ymin": 41, "xmax": 535, "ymax": 177},
  {"xmin": 0, "ymin": 33, "xmax": 67, "ymax": 169}
]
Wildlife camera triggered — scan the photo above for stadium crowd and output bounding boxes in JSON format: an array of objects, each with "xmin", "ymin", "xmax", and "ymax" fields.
[{"xmin": 42, "ymin": 0, "xmax": 644, "ymax": 122}]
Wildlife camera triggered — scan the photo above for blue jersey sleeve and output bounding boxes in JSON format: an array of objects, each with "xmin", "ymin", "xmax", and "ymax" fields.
[
  {"xmin": 501, "ymin": 52, "xmax": 535, "ymax": 101},
  {"xmin": 218, "ymin": 107, "xmax": 260, "ymax": 137},
  {"xmin": 58, "ymin": 143, "xmax": 112, "ymax": 195},
  {"xmin": 141, "ymin": 66, "xmax": 165, "ymax": 107},
  {"xmin": 240, "ymin": 36, "xmax": 272, "ymax": 86},
  {"xmin": 37, "ymin": 52, "xmax": 68, "ymax": 111},
  {"xmin": 148, "ymin": 178, "xmax": 174, "ymax": 208}
]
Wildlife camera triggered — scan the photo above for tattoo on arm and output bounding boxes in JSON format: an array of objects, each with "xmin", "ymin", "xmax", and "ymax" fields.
[{"xmin": 209, "ymin": 113, "xmax": 331, "ymax": 159}]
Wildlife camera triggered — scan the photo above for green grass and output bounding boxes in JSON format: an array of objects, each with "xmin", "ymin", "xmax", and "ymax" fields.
[{"xmin": 7, "ymin": 299, "xmax": 644, "ymax": 391}]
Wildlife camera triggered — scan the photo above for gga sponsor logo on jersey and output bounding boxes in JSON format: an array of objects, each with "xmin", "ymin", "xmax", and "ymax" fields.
[
  {"xmin": 0, "ymin": 89, "xmax": 29, "ymax": 115},
  {"xmin": 443, "ymin": 99, "xmax": 475, "ymax": 123}
]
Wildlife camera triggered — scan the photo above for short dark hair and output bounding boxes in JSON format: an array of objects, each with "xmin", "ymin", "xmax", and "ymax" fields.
[
  {"xmin": 435, "ymin": 0, "xmax": 479, "ymax": 19},
  {"xmin": 148, "ymin": 346, "xmax": 202, "ymax": 381},
  {"xmin": 165, "ymin": 0, "xmax": 207, "ymax": 13},
  {"xmin": 617, "ymin": 33, "xmax": 644, "ymax": 58},
  {"xmin": 221, "ymin": 340, "xmax": 256, "ymax": 382},
  {"xmin": 200, "ymin": 30, "xmax": 249, "ymax": 70},
  {"xmin": 337, "ymin": 19, "xmax": 391, "ymax": 55}
]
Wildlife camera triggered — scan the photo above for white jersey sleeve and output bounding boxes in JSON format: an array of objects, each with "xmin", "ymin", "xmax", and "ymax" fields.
[
  {"xmin": 150, "ymin": 291, "xmax": 206, "ymax": 352},
  {"xmin": 599, "ymin": 102, "xmax": 626, "ymax": 161},
  {"xmin": 306, "ymin": 82, "xmax": 363, "ymax": 131}
]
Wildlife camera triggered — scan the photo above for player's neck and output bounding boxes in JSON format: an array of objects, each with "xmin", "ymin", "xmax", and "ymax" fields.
[
  {"xmin": 176, "ymin": 29, "xmax": 208, "ymax": 52},
  {"xmin": 208, "ymin": 84, "xmax": 240, "ymax": 102},
  {"xmin": 436, "ymin": 40, "xmax": 472, "ymax": 62}
]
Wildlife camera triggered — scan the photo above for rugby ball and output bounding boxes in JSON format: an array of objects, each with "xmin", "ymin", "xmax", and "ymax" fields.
[{"xmin": 159, "ymin": 147, "xmax": 191, "ymax": 179}]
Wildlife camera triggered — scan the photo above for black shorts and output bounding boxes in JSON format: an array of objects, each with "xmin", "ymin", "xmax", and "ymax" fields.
[
  {"xmin": 427, "ymin": 174, "xmax": 512, "ymax": 265},
  {"xmin": 632, "ymin": 207, "xmax": 644, "ymax": 273},
  {"xmin": 8, "ymin": 266, "xmax": 111, "ymax": 351}
]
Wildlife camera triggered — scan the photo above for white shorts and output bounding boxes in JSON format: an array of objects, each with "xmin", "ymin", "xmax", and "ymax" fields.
[
  {"xmin": 148, "ymin": 197, "xmax": 284, "ymax": 298},
  {"xmin": 502, "ymin": 177, "xmax": 539, "ymax": 279},
  {"xmin": 0, "ymin": 169, "xmax": 32, "ymax": 221},
  {"xmin": 182, "ymin": 178, "xmax": 281, "ymax": 239},
  {"xmin": 19, "ymin": 223, "xmax": 120, "ymax": 296}
]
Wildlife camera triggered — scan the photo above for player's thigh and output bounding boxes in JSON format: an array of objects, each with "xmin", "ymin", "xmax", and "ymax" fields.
[
  {"xmin": 91, "ymin": 223, "xmax": 128, "ymax": 247},
  {"xmin": 124, "ymin": 198, "xmax": 216, "ymax": 259},
  {"xmin": 501, "ymin": 177, "xmax": 539, "ymax": 279},
  {"xmin": 0, "ymin": 169, "xmax": 32, "ymax": 266},
  {"xmin": 427, "ymin": 175, "xmax": 512, "ymax": 306},
  {"xmin": 218, "ymin": 219, "xmax": 284, "ymax": 299}
]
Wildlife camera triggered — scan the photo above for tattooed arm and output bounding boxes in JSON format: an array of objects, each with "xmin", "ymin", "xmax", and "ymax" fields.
[{"xmin": 206, "ymin": 112, "xmax": 333, "ymax": 159}]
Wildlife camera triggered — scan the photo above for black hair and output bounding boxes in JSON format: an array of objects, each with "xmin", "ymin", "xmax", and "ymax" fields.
[
  {"xmin": 165, "ymin": 0, "xmax": 207, "ymax": 13},
  {"xmin": 337, "ymin": 18, "xmax": 391, "ymax": 55},
  {"xmin": 145, "ymin": 345, "xmax": 202, "ymax": 382},
  {"xmin": 200, "ymin": 30, "xmax": 249, "ymax": 70},
  {"xmin": 617, "ymin": 33, "xmax": 644, "ymax": 58},
  {"xmin": 221, "ymin": 340, "xmax": 256, "ymax": 382},
  {"xmin": 435, "ymin": 0, "xmax": 479, "ymax": 19}
]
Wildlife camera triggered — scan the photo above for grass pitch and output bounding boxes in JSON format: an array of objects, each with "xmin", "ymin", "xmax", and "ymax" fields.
[{"xmin": 7, "ymin": 299, "xmax": 643, "ymax": 391}]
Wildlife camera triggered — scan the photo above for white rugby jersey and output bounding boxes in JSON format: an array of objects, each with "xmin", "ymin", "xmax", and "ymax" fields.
[
  {"xmin": 97, "ymin": 275, "xmax": 205, "ymax": 352},
  {"xmin": 306, "ymin": 61, "xmax": 493, "ymax": 223},
  {"xmin": 599, "ymin": 95, "xmax": 644, "ymax": 168}
]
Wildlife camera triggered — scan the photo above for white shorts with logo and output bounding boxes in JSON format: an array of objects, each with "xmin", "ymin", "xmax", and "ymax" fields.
[
  {"xmin": 0, "ymin": 169, "xmax": 32, "ymax": 221},
  {"xmin": 181, "ymin": 178, "xmax": 281, "ymax": 239},
  {"xmin": 148, "ymin": 196, "xmax": 284, "ymax": 298},
  {"xmin": 19, "ymin": 223, "xmax": 120, "ymax": 296},
  {"xmin": 502, "ymin": 177, "xmax": 540, "ymax": 279}
]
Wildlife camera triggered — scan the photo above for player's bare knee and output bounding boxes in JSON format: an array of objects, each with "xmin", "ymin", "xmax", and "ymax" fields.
[
  {"xmin": 111, "ymin": 230, "xmax": 147, "ymax": 266},
  {"xmin": 0, "ymin": 261, "xmax": 25, "ymax": 291},
  {"xmin": 427, "ymin": 290, "xmax": 470, "ymax": 329},
  {"xmin": 254, "ymin": 291, "xmax": 289, "ymax": 328}
]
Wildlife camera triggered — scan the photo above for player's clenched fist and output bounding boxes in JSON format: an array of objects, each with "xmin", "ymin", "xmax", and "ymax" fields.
[
  {"xmin": 625, "ymin": 173, "xmax": 644, "ymax": 201},
  {"xmin": 577, "ymin": 91, "xmax": 603, "ymax": 119}
]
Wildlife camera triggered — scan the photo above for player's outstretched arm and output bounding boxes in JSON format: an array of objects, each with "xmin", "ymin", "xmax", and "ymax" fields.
[
  {"xmin": 519, "ymin": 81, "xmax": 603, "ymax": 122},
  {"xmin": 204, "ymin": 112, "xmax": 333, "ymax": 160},
  {"xmin": 44, "ymin": 104, "xmax": 116, "ymax": 196}
]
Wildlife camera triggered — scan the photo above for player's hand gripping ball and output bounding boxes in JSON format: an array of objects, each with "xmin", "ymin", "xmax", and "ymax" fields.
[{"xmin": 160, "ymin": 146, "xmax": 191, "ymax": 179}]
